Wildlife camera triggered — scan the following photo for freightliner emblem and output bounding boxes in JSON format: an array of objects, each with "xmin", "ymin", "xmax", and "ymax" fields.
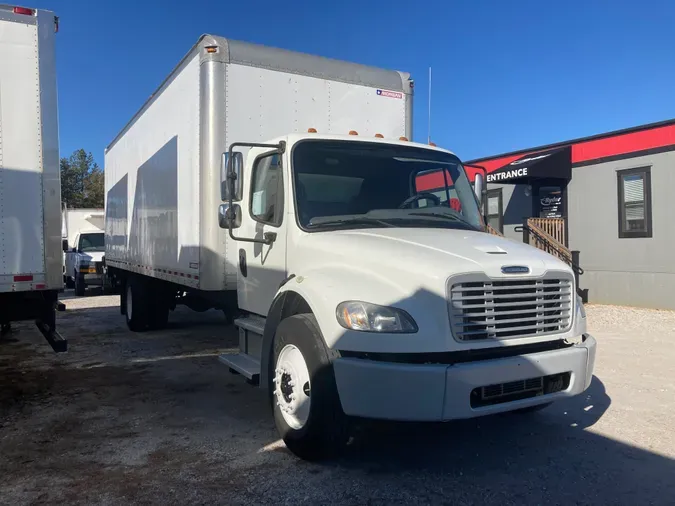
[{"xmin": 501, "ymin": 265, "xmax": 530, "ymax": 274}]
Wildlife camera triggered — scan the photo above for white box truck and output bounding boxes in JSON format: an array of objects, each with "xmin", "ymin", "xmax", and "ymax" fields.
[
  {"xmin": 0, "ymin": 4, "xmax": 65, "ymax": 351},
  {"xmin": 62, "ymin": 206, "xmax": 105, "ymax": 295},
  {"xmin": 105, "ymin": 35, "xmax": 596, "ymax": 460}
]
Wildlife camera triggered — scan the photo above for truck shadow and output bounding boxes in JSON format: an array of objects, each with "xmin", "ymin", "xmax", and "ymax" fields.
[{"xmin": 316, "ymin": 375, "xmax": 672, "ymax": 503}]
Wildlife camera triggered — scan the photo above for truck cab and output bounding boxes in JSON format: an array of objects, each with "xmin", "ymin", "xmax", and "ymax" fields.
[
  {"xmin": 64, "ymin": 230, "xmax": 105, "ymax": 296},
  {"xmin": 218, "ymin": 132, "xmax": 596, "ymax": 460}
]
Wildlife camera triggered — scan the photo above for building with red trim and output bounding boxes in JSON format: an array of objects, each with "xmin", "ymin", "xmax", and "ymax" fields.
[{"xmin": 419, "ymin": 119, "xmax": 675, "ymax": 309}]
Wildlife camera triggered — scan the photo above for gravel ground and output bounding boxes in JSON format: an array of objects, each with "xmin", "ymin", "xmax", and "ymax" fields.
[{"xmin": 1, "ymin": 294, "xmax": 674, "ymax": 505}]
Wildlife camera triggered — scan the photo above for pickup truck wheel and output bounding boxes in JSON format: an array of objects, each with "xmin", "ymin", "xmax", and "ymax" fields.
[
  {"xmin": 271, "ymin": 314, "xmax": 348, "ymax": 461},
  {"xmin": 125, "ymin": 279, "xmax": 149, "ymax": 332},
  {"xmin": 74, "ymin": 273, "xmax": 86, "ymax": 296}
]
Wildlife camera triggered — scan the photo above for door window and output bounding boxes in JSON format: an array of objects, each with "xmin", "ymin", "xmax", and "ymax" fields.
[{"xmin": 250, "ymin": 153, "xmax": 283, "ymax": 226}]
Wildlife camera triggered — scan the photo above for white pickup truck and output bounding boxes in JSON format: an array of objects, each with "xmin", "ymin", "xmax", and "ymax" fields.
[{"xmin": 64, "ymin": 230, "xmax": 105, "ymax": 296}]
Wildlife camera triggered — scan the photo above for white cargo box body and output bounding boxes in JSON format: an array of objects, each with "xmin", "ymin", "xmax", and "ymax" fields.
[
  {"xmin": 0, "ymin": 5, "xmax": 61, "ymax": 293},
  {"xmin": 62, "ymin": 207, "xmax": 104, "ymax": 246},
  {"xmin": 105, "ymin": 35, "xmax": 413, "ymax": 291}
]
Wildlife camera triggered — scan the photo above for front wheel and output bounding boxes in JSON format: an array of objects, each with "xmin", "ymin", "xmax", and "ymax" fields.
[{"xmin": 271, "ymin": 314, "xmax": 349, "ymax": 461}]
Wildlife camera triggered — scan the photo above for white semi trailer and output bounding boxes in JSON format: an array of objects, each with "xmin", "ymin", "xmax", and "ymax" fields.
[
  {"xmin": 105, "ymin": 35, "xmax": 596, "ymax": 460},
  {"xmin": 0, "ymin": 4, "xmax": 65, "ymax": 351}
]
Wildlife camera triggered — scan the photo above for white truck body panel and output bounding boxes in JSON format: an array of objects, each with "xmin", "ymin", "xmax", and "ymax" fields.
[
  {"xmin": 104, "ymin": 35, "xmax": 412, "ymax": 292},
  {"xmin": 62, "ymin": 207, "xmax": 104, "ymax": 247},
  {"xmin": 0, "ymin": 5, "xmax": 61, "ymax": 292}
]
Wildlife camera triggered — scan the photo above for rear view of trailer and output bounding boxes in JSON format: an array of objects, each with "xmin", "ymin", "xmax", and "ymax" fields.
[
  {"xmin": 104, "ymin": 35, "xmax": 412, "ymax": 308},
  {"xmin": 0, "ymin": 5, "xmax": 64, "ymax": 350}
]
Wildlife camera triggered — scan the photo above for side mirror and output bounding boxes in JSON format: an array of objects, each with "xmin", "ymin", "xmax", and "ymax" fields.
[
  {"xmin": 474, "ymin": 173, "xmax": 484, "ymax": 202},
  {"xmin": 221, "ymin": 151, "xmax": 243, "ymax": 202},
  {"xmin": 62, "ymin": 239, "xmax": 68, "ymax": 252},
  {"xmin": 218, "ymin": 203, "xmax": 242, "ymax": 229}
]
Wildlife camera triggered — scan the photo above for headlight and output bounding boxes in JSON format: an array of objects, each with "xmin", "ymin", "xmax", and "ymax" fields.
[{"xmin": 336, "ymin": 301, "xmax": 418, "ymax": 333}]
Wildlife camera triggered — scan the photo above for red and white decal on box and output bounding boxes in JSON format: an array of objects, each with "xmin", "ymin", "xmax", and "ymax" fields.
[{"xmin": 376, "ymin": 89, "xmax": 403, "ymax": 99}]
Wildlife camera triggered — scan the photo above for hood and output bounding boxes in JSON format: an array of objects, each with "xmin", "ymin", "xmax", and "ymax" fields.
[{"xmin": 293, "ymin": 227, "xmax": 571, "ymax": 292}]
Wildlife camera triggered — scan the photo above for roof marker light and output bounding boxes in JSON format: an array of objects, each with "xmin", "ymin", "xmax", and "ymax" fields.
[
  {"xmin": 429, "ymin": 141, "xmax": 437, "ymax": 147},
  {"xmin": 374, "ymin": 133, "xmax": 384, "ymax": 138},
  {"xmin": 205, "ymin": 46, "xmax": 218, "ymax": 53},
  {"xmin": 307, "ymin": 128, "xmax": 317, "ymax": 133},
  {"xmin": 349, "ymin": 130, "xmax": 358, "ymax": 135},
  {"xmin": 13, "ymin": 6, "xmax": 34, "ymax": 15},
  {"xmin": 399, "ymin": 136, "xmax": 409, "ymax": 142}
]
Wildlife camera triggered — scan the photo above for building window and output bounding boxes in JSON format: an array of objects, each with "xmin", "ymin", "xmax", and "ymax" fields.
[
  {"xmin": 250, "ymin": 153, "xmax": 283, "ymax": 226},
  {"xmin": 617, "ymin": 166, "xmax": 652, "ymax": 238},
  {"xmin": 486, "ymin": 188, "xmax": 503, "ymax": 233}
]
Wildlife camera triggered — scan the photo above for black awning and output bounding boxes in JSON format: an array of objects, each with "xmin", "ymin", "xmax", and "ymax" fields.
[{"xmin": 486, "ymin": 145, "xmax": 572, "ymax": 184}]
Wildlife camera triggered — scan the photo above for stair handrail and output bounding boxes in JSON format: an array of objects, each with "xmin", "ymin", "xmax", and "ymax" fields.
[{"xmin": 515, "ymin": 220, "xmax": 585, "ymax": 276}]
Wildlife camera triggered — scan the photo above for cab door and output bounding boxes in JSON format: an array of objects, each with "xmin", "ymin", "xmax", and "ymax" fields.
[{"xmin": 236, "ymin": 150, "xmax": 288, "ymax": 316}]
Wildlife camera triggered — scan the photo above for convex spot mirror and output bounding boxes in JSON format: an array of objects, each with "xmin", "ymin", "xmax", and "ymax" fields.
[{"xmin": 218, "ymin": 203, "xmax": 242, "ymax": 229}]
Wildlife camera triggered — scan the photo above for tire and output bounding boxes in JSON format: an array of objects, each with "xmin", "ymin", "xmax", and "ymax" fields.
[
  {"xmin": 513, "ymin": 402, "xmax": 553, "ymax": 414},
  {"xmin": 125, "ymin": 277, "xmax": 149, "ymax": 332},
  {"xmin": 271, "ymin": 314, "xmax": 349, "ymax": 461},
  {"xmin": 74, "ymin": 273, "xmax": 85, "ymax": 296}
]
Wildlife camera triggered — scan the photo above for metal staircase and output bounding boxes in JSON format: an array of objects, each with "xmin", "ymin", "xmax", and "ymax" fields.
[{"xmin": 514, "ymin": 218, "xmax": 588, "ymax": 303}]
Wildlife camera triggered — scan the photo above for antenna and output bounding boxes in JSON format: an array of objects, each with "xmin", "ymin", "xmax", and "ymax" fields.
[{"xmin": 427, "ymin": 66, "xmax": 432, "ymax": 144}]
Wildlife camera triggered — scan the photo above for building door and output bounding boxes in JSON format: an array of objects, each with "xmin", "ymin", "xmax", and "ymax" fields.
[
  {"xmin": 486, "ymin": 188, "xmax": 503, "ymax": 233},
  {"xmin": 535, "ymin": 184, "xmax": 564, "ymax": 218}
]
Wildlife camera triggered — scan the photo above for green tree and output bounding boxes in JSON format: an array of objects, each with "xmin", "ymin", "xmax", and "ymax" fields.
[{"xmin": 60, "ymin": 149, "xmax": 104, "ymax": 208}]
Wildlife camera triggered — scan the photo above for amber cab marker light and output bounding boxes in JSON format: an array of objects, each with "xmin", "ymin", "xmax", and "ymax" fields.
[
  {"xmin": 205, "ymin": 46, "xmax": 218, "ymax": 53},
  {"xmin": 429, "ymin": 141, "xmax": 437, "ymax": 147},
  {"xmin": 399, "ymin": 136, "xmax": 409, "ymax": 141},
  {"xmin": 375, "ymin": 133, "xmax": 384, "ymax": 138},
  {"xmin": 307, "ymin": 128, "xmax": 317, "ymax": 133},
  {"xmin": 349, "ymin": 130, "xmax": 358, "ymax": 135}
]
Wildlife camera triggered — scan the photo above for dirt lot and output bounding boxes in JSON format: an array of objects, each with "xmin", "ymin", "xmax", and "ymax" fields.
[{"xmin": 1, "ymin": 294, "xmax": 674, "ymax": 505}]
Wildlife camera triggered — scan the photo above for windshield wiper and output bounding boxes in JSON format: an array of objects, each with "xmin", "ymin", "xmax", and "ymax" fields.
[{"xmin": 307, "ymin": 216, "xmax": 395, "ymax": 228}]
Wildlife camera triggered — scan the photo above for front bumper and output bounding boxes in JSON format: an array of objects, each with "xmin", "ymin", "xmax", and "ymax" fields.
[
  {"xmin": 82, "ymin": 273, "xmax": 104, "ymax": 285},
  {"xmin": 333, "ymin": 334, "xmax": 597, "ymax": 421}
]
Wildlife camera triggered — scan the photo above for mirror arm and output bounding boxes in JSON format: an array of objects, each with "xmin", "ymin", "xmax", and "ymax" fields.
[
  {"xmin": 224, "ymin": 141, "xmax": 285, "ymax": 245},
  {"xmin": 227, "ymin": 226, "xmax": 275, "ymax": 245}
]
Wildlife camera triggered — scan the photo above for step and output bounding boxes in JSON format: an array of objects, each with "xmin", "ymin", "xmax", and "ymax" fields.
[
  {"xmin": 234, "ymin": 315, "xmax": 266, "ymax": 335},
  {"xmin": 218, "ymin": 352, "xmax": 260, "ymax": 383}
]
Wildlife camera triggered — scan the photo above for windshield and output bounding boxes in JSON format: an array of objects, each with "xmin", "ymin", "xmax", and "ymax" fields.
[
  {"xmin": 78, "ymin": 233, "xmax": 104, "ymax": 252},
  {"xmin": 292, "ymin": 140, "xmax": 484, "ymax": 231}
]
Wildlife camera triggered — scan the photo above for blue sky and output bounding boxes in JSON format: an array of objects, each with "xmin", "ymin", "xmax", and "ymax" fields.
[{"xmin": 28, "ymin": 0, "xmax": 675, "ymax": 165}]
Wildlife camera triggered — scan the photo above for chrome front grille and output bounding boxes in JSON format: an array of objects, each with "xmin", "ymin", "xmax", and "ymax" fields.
[{"xmin": 449, "ymin": 276, "xmax": 573, "ymax": 341}]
